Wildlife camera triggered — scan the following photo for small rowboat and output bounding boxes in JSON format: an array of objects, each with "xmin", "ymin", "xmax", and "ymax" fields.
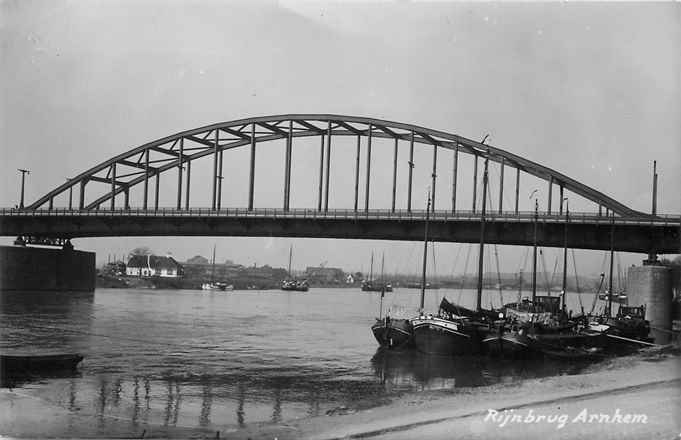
[{"xmin": 1, "ymin": 354, "xmax": 84, "ymax": 376}]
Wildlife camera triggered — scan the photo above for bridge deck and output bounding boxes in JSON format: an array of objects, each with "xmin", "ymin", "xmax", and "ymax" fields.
[{"xmin": 1, "ymin": 208, "xmax": 679, "ymax": 254}]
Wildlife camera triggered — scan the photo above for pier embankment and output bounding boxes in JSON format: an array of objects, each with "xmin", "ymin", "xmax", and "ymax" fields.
[{"xmin": 0, "ymin": 245, "xmax": 95, "ymax": 292}]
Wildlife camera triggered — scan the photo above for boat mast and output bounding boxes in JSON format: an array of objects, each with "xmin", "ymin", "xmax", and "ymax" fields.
[
  {"xmin": 380, "ymin": 252, "xmax": 385, "ymax": 285},
  {"xmin": 475, "ymin": 155, "xmax": 489, "ymax": 312},
  {"xmin": 608, "ymin": 213, "xmax": 615, "ymax": 317},
  {"xmin": 532, "ymin": 198, "xmax": 538, "ymax": 302},
  {"xmin": 419, "ymin": 190, "xmax": 431, "ymax": 313},
  {"xmin": 211, "ymin": 244, "xmax": 216, "ymax": 283},
  {"xmin": 369, "ymin": 252, "xmax": 374, "ymax": 282},
  {"xmin": 288, "ymin": 244, "xmax": 293, "ymax": 278},
  {"xmin": 561, "ymin": 200, "xmax": 569, "ymax": 310}
]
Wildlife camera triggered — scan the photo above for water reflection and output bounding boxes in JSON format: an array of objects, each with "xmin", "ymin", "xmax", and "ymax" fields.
[{"xmin": 371, "ymin": 348, "xmax": 589, "ymax": 392}]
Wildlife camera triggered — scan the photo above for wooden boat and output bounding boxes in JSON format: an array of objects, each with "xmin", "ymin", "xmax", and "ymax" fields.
[
  {"xmin": 202, "ymin": 245, "xmax": 232, "ymax": 291},
  {"xmin": 361, "ymin": 252, "xmax": 393, "ymax": 292},
  {"xmin": 412, "ymin": 158, "xmax": 493, "ymax": 356},
  {"xmin": 1, "ymin": 353, "xmax": 84, "ymax": 376},
  {"xmin": 371, "ymin": 316, "xmax": 413, "ymax": 349},
  {"xmin": 281, "ymin": 245, "xmax": 309, "ymax": 292}
]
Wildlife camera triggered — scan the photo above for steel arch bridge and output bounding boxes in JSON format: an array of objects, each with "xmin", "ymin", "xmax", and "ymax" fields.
[
  {"xmin": 27, "ymin": 114, "xmax": 648, "ymax": 216},
  {"xmin": 4, "ymin": 114, "xmax": 680, "ymax": 254}
]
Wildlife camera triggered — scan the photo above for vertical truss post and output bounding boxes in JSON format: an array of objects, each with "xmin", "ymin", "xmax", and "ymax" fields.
[
  {"xmin": 431, "ymin": 144, "xmax": 437, "ymax": 212},
  {"xmin": 452, "ymin": 144, "xmax": 458, "ymax": 213},
  {"xmin": 185, "ymin": 161, "xmax": 191, "ymax": 210},
  {"xmin": 79, "ymin": 180, "xmax": 86, "ymax": 210},
  {"xmin": 143, "ymin": 149, "xmax": 149, "ymax": 210},
  {"xmin": 515, "ymin": 167, "xmax": 520, "ymax": 215},
  {"xmin": 177, "ymin": 137, "xmax": 184, "ymax": 210},
  {"xmin": 284, "ymin": 120, "xmax": 292, "ymax": 211},
  {"xmin": 317, "ymin": 133, "xmax": 324, "ymax": 212},
  {"xmin": 324, "ymin": 121, "xmax": 331, "ymax": 212},
  {"xmin": 364, "ymin": 124, "xmax": 372, "ymax": 212},
  {"xmin": 248, "ymin": 123, "xmax": 256, "ymax": 211},
  {"xmin": 599, "ymin": 204, "xmax": 603, "ymax": 217},
  {"xmin": 68, "ymin": 184, "xmax": 73, "ymax": 210},
  {"xmin": 472, "ymin": 155, "xmax": 478, "ymax": 212},
  {"xmin": 217, "ymin": 150, "xmax": 224, "ymax": 210},
  {"xmin": 498, "ymin": 157, "xmax": 505, "ymax": 214},
  {"xmin": 391, "ymin": 137, "xmax": 398, "ymax": 213},
  {"xmin": 559, "ymin": 184, "xmax": 564, "ymax": 215},
  {"xmin": 212, "ymin": 130, "xmax": 219, "ymax": 210},
  {"xmin": 110, "ymin": 162, "xmax": 116, "ymax": 210},
  {"xmin": 49, "ymin": 197, "xmax": 53, "ymax": 210},
  {"xmin": 124, "ymin": 187, "xmax": 130, "ymax": 210},
  {"xmin": 548, "ymin": 176, "xmax": 553, "ymax": 215},
  {"xmin": 354, "ymin": 135, "xmax": 360, "ymax": 212},
  {"xmin": 154, "ymin": 173, "xmax": 160, "ymax": 211},
  {"xmin": 407, "ymin": 131, "xmax": 414, "ymax": 212}
]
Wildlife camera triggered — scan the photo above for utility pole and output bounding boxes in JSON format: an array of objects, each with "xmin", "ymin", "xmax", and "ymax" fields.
[{"xmin": 17, "ymin": 169, "xmax": 30, "ymax": 209}]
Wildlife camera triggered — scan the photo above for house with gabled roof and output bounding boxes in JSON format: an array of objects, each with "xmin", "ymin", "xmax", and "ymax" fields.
[{"xmin": 126, "ymin": 255, "xmax": 183, "ymax": 278}]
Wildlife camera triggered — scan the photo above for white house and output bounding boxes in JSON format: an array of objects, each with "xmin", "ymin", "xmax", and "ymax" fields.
[{"xmin": 126, "ymin": 255, "xmax": 183, "ymax": 278}]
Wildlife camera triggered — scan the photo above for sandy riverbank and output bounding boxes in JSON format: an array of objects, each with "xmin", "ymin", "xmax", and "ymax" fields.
[{"xmin": 1, "ymin": 348, "xmax": 679, "ymax": 439}]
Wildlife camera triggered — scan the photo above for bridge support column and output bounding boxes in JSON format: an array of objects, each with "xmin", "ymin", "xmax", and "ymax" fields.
[
  {"xmin": 628, "ymin": 263, "xmax": 673, "ymax": 343},
  {"xmin": 185, "ymin": 161, "xmax": 191, "ymax": 210},
  {"xmin": 110, "ymin": 162, "xmax": 116, "ymax": 210},
  {"xmin": 364, "ymin": 124, "xmax": 372, "ymax": 212},
  {"xmin": 176, "ymin": 137, "xmax": 183, "ymax": 210},
  {"xmin": 407, "ymin": 131, "xmax": 414, "ymax": 212},
  {"xmin": 318, "ymin": 133, "xmax": 324, "ymax": 212},
  {"xmin": 514, "ymin": 168, "xmax": 520, "ymax": 215},
  {"xmin": 143, "ymin": 149, "xmax": 149, "ymax": 210},
  {"xmin": 391, "ymin": 138, "xmax": 398, "ymax": 212},
  {"xmin": 452, "ymin": 143, "xmax": 458, "ymax": 213},
  {"xmin": 498, "ymin": 157, "xmax": 505, "ymax": 214},
  {"xmin": 472, "ymin": 155, "xmax": 478, "ymax": 212},
  {"xmin": 248, "ymin": 123, "xmax": 256, "ymax": 211},
  {"xmin": 124, "ymin": 187, "xmax": 129, "ymax": 210},
  {"xmin": 48, "ymin": 197, "xmax": 53, "ymax": 210},
  {"xmin": 324, "ymin": 122, "xmax": 331, "ymax": 212},
  {"xmin": 354, "ymin": 135, "xmax": 360, "ymax": 212},
  {"xmin": 431, "ymin": 144, "xmax": 437, "ymax": 212}
]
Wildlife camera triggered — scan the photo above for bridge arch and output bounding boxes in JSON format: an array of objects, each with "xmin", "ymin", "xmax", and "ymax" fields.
[{"xmin": 28, "ymin": 114, "xmax": 645, "ymax": 217}]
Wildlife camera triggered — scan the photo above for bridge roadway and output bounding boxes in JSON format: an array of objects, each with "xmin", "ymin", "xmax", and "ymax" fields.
[{"xmin": 2, "ymin": 208, "xmax": 679, "ymax": 254}]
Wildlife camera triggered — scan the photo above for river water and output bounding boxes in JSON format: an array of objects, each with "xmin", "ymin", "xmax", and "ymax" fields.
[{"xmin": 0, "ymin": 287, "xmax": 604, "ymax": 432}]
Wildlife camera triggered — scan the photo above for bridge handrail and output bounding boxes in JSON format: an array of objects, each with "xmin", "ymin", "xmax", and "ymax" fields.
[{"xmin": 1, "ymin": 207, "xmax": 679, "ymax": 226}]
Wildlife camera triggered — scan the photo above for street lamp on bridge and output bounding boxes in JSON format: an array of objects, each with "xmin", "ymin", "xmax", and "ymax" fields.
[{"xmin": 17, "ymin": 169, "xmax": 30, "ymax": 209}]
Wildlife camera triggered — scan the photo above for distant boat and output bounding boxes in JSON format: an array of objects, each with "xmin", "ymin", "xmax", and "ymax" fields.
[
  {"xmin": 361, "ymin": 252, "xmax": 393, "ymax": 292},
  {"xmin": 281, "ymin": 245, "xmax": 309, "ymax": 292},
  {"xmin": 202, "ymin": 245, "xmax": 233, "ymax": 291}
]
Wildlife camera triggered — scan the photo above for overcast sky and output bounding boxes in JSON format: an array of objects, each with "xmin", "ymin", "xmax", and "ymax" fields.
[{"xmin": 1, "ymin": 0, "xmax": 679, "ymax": 276}]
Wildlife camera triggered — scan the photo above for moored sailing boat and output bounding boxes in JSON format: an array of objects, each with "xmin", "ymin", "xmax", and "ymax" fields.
[
  {"xmin": 372, "ymin": 253, "xmax": 412, "ymax": 348},
  {"xmin": 362, "ymin": 252, "xmax": 393, "ymax": 292},
  {"xmin": 412, "ymin": 155, "xmax": 493, "ymax": 356}
]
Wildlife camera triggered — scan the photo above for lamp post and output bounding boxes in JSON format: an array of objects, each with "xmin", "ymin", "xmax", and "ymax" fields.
[{"xmin": 17, "ymin": 169, "xmax": 30, "ymax": 209}]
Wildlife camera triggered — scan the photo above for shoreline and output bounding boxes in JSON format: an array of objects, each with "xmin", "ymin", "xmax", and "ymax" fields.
[{"xmin": 2, "ymin": 348, "xmax": 679, "ymax": 439}]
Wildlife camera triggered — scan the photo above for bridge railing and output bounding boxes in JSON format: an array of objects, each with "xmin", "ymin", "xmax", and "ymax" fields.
[{"xmin": 1, "ymin": 207, "xmax": 679, "ymax": 226}]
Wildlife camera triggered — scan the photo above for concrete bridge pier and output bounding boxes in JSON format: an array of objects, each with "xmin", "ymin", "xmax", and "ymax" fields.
[
  {"xmin": 0, "ymin": 243, "xmax": 95, "ymax": 293},
  {"xmin": 627, "ymin": 262, "xmax": 674, "ymax": 343}
]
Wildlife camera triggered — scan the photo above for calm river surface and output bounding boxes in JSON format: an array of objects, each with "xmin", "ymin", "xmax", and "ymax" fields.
[{"xmin": 0, "ymin": 287, "xmax": 603, "ymax": 431}]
